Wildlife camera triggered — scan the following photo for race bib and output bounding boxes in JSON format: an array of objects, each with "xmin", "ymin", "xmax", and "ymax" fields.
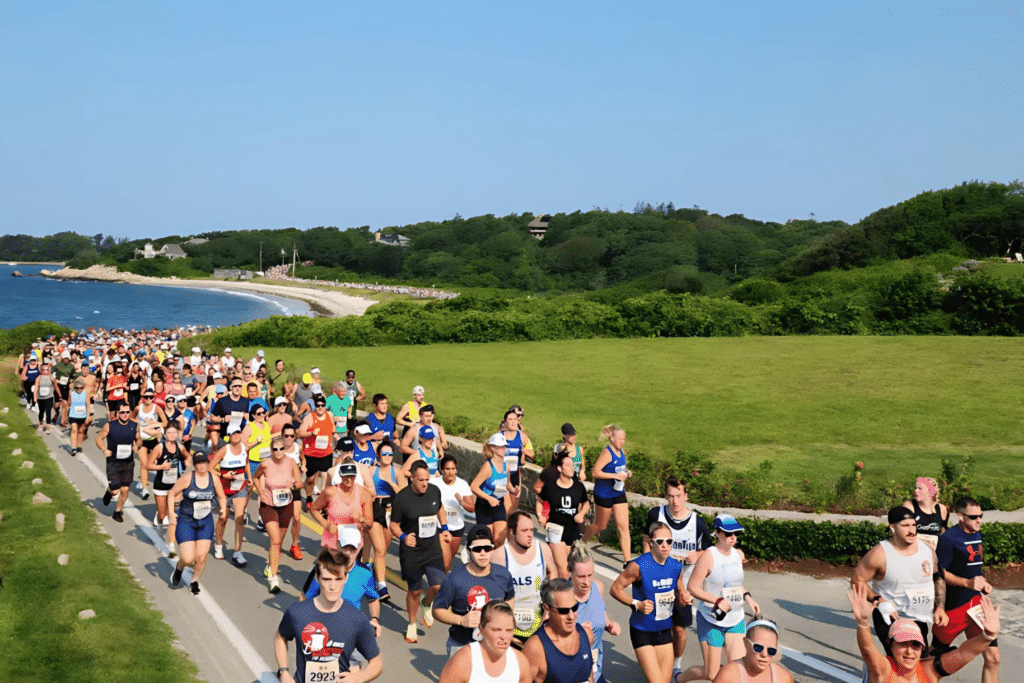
[
  {"xmin": 418, "ymin": 515, "xmax": 437, "ymax": 538},
  {"xmin": 967, "ymin": 603, "xmax": 986, "ymax": 630},
  {"xmin": 514, "ymin": 607, "xmax": 536, "ymax": 630},
  {"xmin": 305, "ymin": 659, "xmax": 339, "ymax": 683},
  {"xmin": 546, "ymin": 522, "xmax": 564, "ymax": 545},
  {"xmin": 272, "ymin": 488, "xmax": 292, "ymax": 506},
  {"xmin": 613, "ymin": 465, "xmax": 626, "ymax": 492},
  {"xmin": 445, "ymin": 506, "xmax": 459, "ymax": 521},
  {"xmin": 231, "ymin": 411, "xmax": 244, "ymax": 420},
  {"xmin": 259, "ymin": 447, "xmax": 271, "ymax": 460},
  {"xmin": 493, "ymin": 479, "xmax": 508, "ymax": 497},
  {"xmin": 315, "ymin": 435, "xmax": 329, "ymax": 450},
  {"xmin": 722, "ymin": 586, "xmax": 744, "ymax": 608},
  {"xmin": 58, "ymin": 376, "xmax": 69, "ymax": 386},
  {"xmin": 655, "ymin": 590, "xmax": 675, "ymax": 621},
  {"xmin": 116, "ymin": 444, "xmax": 132, "ymax": 459},
  {"xmin": 904, "ymin": 586, "xmax": 932, "ymax": 609},
  {"xmin": 162, "ymin": 467, "xmax": 179, "ymax": 484},
  {"xmin": 129, "ymin": 383, "xmax": 140, "ymax": 391},
  {"xmin": 39, "ymin": 385, "xmax": 52, "ymax": 399},
  {"xmin": 113, "ymin": 388, "xmax": 124, "ymax": 398},
  {"xmin": 504, "ymin": 454, "xmax": 519, "ymax": 473},
  {"xmin": 193, "ymin": 500, "xmax": 212, "ymax": 519},
  {"xmin": 71, "ymin": 405, "xmax": 87, "ymax": 418}
]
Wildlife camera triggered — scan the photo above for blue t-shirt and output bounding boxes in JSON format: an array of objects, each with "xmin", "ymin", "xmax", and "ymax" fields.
[
  {"xmin": 277, "ymin": 599, "xmax": 379, "ymax": 682},
  {"xmin": 937, "ymin": 525, "xmax": 985, "ymax": 610},
  {"xmin": 366, "ymin": 412, "xmax": 395, "ymax": 438},
  {"xmin": 432, "ymin": 564, "xmax": 516, "ymax": 645},
  {"xmin": 304, "ymin": 565, "xmax": 381, "ymax": 611},
  {"xmin": 629, "ymin": 552, "xmax": 683, "ymax": 632}
]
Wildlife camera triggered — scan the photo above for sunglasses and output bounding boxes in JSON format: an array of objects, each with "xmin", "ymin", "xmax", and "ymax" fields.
[
  {"xmin": 718, "ymin": 531, "xmax": 739, "ymax": 537},
  {"xmin": 651, "ymin": 538, "xmax": 672, "ymax": 546},
  {"xmin": 379, "ymin": 451, "xmax": 394, "ymax": 457},
  {"xmin": 254, "ymin": 410, "xmax": 266, "ymax": 415},
  {"xmin": 231, "ymin": 384, "xmax": 243, "ymax": 389},
  {"xmin": 747, "ymin": 641, "xmax": 778, "ymax": 656},
  {"xmin": 469, "ymin": 545, "xmax": 494, "ymax": 554},
  {"xmin": 118, "ymin": 411, "xmax": 131, "ymax": 415},
  {"xmin": 551, "ymin": 603, "xmax": 580, "ymax": 615},
  {"xmin": 964, "ymin": 513, "xmax": 983, "ymax": 520},
  {"xmin": 283, "ymin": 434, "xmax": 296, "ymax": 438},
  {"xmin": 143, "ymin": 395, "xmax": 154, "ymax": 399},
  {"xmin": 315, "ymin": 403, "xmax": 326, "ymax": 407},
  {"xmin": 272, "ymin": 447, "xmax": 285, "ymax": 452}
]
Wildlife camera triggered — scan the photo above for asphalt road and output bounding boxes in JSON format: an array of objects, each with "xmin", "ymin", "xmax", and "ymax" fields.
[{"xmin": 33, "ymin": 409, "xmax": 1023, "ymax": 683}]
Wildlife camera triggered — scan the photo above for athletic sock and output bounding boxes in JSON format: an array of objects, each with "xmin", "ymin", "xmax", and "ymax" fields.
[{"xmin": 674, "ymin": 656, "xmax": 683, "ymax": 670}]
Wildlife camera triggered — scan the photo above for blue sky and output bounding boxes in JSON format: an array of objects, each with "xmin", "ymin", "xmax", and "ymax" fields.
[{"xmin": 1, "ymin": 1, "xmax": 1021, "ymax": 238}]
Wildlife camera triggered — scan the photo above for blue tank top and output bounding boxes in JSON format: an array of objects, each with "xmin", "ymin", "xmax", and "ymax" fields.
[
  {"xmin": 537, "ymin": 624, "xmax": 593, "ymax": 683},
  {"xmin": 353, "ymin": 440, "xmax": 376, "ymax": 466},
  {"xmin": 593, "ymin": 445, "xmax": 627, "ymax": 500},
  {"xmin": 68, "ymin": 390, "xmax": 89, "ymax": 419},
  {"xmin": 418, "ymin": 447, "xmax": 439, "ymax": 476},
  {"xmin": 24, "ymin": 364, "xmax": 41, "ymax": 383},
  {"xmin": 629, "ymin": 552, "xmax": 683, "ymax": 632},
  {"xmin": 372, "ymin": 465, "xmax": 398, "ymax": 497},
  {"xmin": 576, "ymin": 586, "xmax": 607, "ymax": 681},
  {"xmin": 480, "ymin": 459, "xmax": 508, "ymax": 497},
  {"xmin": 180, "ymin": 409, "xmax": 197, "ymax": 438},
  {"xmin": 179, "ymin": 471, "xmax": 215, "ymax": 518}
]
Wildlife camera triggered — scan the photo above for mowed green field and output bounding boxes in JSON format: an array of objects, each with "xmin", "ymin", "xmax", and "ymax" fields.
[{"xmin": 234, "ymin": 336, "xmax": 1024, "ymax": 496}]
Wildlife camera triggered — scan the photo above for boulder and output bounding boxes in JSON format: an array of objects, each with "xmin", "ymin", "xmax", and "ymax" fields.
[
  {"xmin": 57, "ymin": 554, "xmax": 69, "ymax": 566},
  {"xmin": 20, "ymin": 461, "xmax": 34, "ymax": 469},
  {"xmin": 0, "ymin": 422, "xmax": 8, "ymax": 427},
  {"xmin": 55, "ymin": 513, "xmax": 65, "ymax": 532},
  {"xmin": 32, "ymin": 492, "xmax": 52, "ymax": 505},
  {"xmin": 12, "ymin": 448, "xmax": 21, "ymax": 455},
  {"xmin": 8, "ymin": 432, "xmax": 18, "ymax": 439},
  {"xmin": 1, "ymin": 406, "xmax": 9, "ymax": 414},
  {"xmin": 11, "ymin": 270, "xmax": 22, "ymax": 277},
  {"xmin": 32, "ymin": 478, "xmax": 43, "ymax": 486},
  {"xmin": 78, "ymin": 609, "xmax": 96, "ymax": 620}
]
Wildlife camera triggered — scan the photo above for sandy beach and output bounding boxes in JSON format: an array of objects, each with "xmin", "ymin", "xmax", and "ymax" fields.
[{"xmin": 39, "ymin": 265, "xmax": 374, "ymax": 318}]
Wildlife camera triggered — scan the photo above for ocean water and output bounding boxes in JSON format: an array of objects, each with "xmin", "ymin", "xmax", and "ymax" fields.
[{"xmin": 0, "ymin": 264, "xmax": 311, "ymax": 330}]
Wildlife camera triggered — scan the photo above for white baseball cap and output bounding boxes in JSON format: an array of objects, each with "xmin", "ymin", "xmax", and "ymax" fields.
[
  {"xmin": 354, "ymin": 424, "xmax": 372, "ymax": 435},
  {"xmin": 487, "ymin": 433, "xmax": 507, "ymax": 447}
]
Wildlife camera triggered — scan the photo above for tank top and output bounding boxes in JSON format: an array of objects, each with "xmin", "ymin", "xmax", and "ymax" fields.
[
  {"xmin": 911, "ymin": 501, "xmax": 947, "ymax": 548},
  {"xmin": 24, "ymin": 363, "xmax": 41, "ymax": 384},
  {"xmin": 737, "ymin": 661, "xmax": 781, "ymax": 683},
  {"xmin": 36, "ymin": 374, "xmax": 55, "ymax": 400},
  {"xmin": 106, "ymin": 373, "xmax": 127, "ymax": 401},
  {"xmin": 480, "ymin": 459, "xmax": 508, "ymax": 498},
  {"xmin": 593, "ymin": 445, "xmax": 626, "ymax": 499},
  {"xmin": 247, "ymin": 420, "xmax": 273, "ymax": 462},
  {"xmin": 283, "ymin": 442, "xmax": 302, "ymax": 467},
  {"xmin": 405, "ymin": 400, "xmax": 421, "ymax": 424},
  {"xmin": 259, "ymin": 457, "xmax": 296, "ymax": 507},
  {"xmin": 107, "ymin": 420, "xmax": 138, "ymax": 459},
  {"xmin": 69, "ymin": 390, "xmax": 89, "ymax": 419},
  {"xmin": 320, "ymin": 488, "xmax": 361, "ymax": 549},
  {"xmin": 218, "ymin": 443, "xmax": 248, "ymax": 494},
  {"xmin": 302, "ymin": 411, "xmax": 334, "ymax": 457},
  {"xmin": 468, "ymin": 641, "xmax": 520, "ymax": 683},
  {"xmin": 503, "ymin": 430, "xmax": 525, "ymax": 473},
  {"xmin": 180, "ymin": 472, "xmax": 215, "ymax": 519},
  {"xmin": 576, "ymin": 587, "xmax": 607, "ymax": 681},
  {"xmin": 418, "ymin": 446, "xmax": 440, "ymax": 477},
  {"xmin": 505, "ymin": 541, "xmax": 546, "ymax": 638},
  {"xmin": 353, "ymin": 439, "xmax": 376, "ymax": 466},
  {"xmin": 630, "ymin": 552, "xmax": 684, "ymax": 632},
  {"xmin": 154, "ymin": 441, "xmax": 184, "ymax": 490},
  {"xmin": 137, "ymin": 404, "xmax": 160, "ymax": 441},
  {"xmin": 696, "ymin": 546, "xmax": 745, "ymax": 628},
  {"xmin": 537, "ymin": 624, "xmax": 592, "ymax": 683},
  {"xmin": 884, "ymin": 657, "xmax": 929, "ymax": 683},
  {"xmin": 871, "ymin": 540, "xmax": 935, "ymax": 623},
  {"xmin": 373, "ymin": 465, "xmax": 398, "ymax": 497}
]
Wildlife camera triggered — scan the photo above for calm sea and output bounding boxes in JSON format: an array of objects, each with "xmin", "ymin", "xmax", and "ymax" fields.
[{"xmin": 0, "ymin": 264, "xmax": 311, "ymax": 331}]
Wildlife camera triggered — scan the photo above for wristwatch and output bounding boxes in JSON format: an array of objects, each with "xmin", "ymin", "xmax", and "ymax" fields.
[{"xmin": 277, "ymin": 667, "xmax": 290, "ymax": 679}]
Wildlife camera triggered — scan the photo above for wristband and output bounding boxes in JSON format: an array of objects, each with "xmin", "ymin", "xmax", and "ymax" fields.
[
  {"xmin": 441, "ymin": 524, "xmax": 449, "ymax": 532},
  {"xmin": 743, "ymin": 592, "xmax": 751, "ymax": 598},
  {"xmin": 631, "ymin": 599, "xmax": 640, "ymax": 611},
  {"xmin": 277, "ymin": 667, "xmax": 290, "ymax": 678},
  {"xmin": 400, "ymin": 533, "xmax": 408, "ymax": 543},
  {"xmin": 982, "ymin": 631, "xmax": 997, "ymax": 641},
  {"xmin": 869, "ymin": 595, "xmax": 882, "ymax": 605},
  {"xmin": 713, "ymin": 598, "xmax": 723, "ymax": 608}
]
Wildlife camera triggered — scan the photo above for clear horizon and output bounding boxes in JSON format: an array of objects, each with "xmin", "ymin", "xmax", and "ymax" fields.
[{"xmin": 2, "ymin": 1, "xmax": 1021, "ymax": 239}]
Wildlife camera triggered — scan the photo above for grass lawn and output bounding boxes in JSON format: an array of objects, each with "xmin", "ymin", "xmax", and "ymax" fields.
[
  {"xmin": 983, "ymin": 261, "xmax": 1024, "ymax": 281},
  {"xmin": 0, "ymin": 360, "xmax": 201, "ymax": 683},
  {"xmin": 233, "ymin": 336, "xmax": 1024, "ymax": 506}
]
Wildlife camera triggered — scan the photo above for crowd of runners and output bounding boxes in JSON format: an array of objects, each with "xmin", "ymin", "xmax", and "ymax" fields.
[{"xmin": 15, "ymin": 329, "xmax": 1005, "ymax": 683}]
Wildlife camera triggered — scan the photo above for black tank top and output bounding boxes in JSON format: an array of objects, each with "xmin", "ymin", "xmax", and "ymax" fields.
[{"xmin": 912, "ymin": 500, "xmax": 947, "ymax": 538}]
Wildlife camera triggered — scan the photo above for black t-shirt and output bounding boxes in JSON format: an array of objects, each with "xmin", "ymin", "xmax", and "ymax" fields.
[
  {"xmin": 540, "ymin": 478, "xmax": 588, "ymax": 530},
  {"xmin": 391, "ymin": 484, "xmax": 444, "ymax": 563}
]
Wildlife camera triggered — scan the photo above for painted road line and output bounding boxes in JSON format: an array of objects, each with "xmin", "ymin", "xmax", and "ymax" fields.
[{"xmin": 50, "ymin": 429, "xmax": 279, "ymax": 683}]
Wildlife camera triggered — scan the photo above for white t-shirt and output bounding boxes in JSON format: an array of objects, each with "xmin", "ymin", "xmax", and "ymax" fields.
[{"xmin": 434, "ymin": 477, "xmax": 474, "ymax": 531}]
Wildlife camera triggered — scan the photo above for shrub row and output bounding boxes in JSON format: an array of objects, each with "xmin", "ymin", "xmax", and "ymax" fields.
[{"xmin": 0, "ymin": 321, "xmax": 75, "ymax": 355}]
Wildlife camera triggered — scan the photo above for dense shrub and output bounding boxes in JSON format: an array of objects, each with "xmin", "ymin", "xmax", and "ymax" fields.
[{"xmin": 0, "ymin": 322, "xmax": 75, "ymax": 355}]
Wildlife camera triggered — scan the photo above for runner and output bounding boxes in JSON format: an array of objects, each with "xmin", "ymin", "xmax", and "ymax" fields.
[
  {"xmin": 402, "ymin": 425, "xmax": 441, "ymax": 478},
  {"xmin": 275, "ymin": 547, "xmax": 383, "ymax": 683},
  {"xmin": 340, "ymin": 369, "xmax": 365, "ymax": 432},
  {"xmin": 611, "ymin": 522, "xmax": 685, "ymax": 683},
  {"xmin": 365, "ymin": 393, "xmax": 398, "ymax": 442},
  {"xmin": 569, "ymin": 541, "xmax": 621, "ymax": 683},
  {"xmin": 208, "ymin": 376, "xmax": 249, "ymax": 450},
  {"xmin": 297, "ymin": 394, "xmax": 335, "ymax": 510},
  {"xmin": 851, "ymin": 506, "xmax": 946, "ymax": 657},
  {"xmin": 32, "ymin": 363, "xmax": 56, "ymax": 433},
  {"xmin": 435, "ymin": 455, "xmax": 475, "ymax": 572},
  {"xmin": 210, "ymin": 424, "xmax": 251, "ymax": 567},
  {"xmin": 433, "ymin": 525, "xmax": 517, "ymax": 656},
  {"xmin": 490, "ymin": 511, "xmax": 556, "ymax": 648},
  {"xmin": 471, "ymin": 433, "xmax": 516, "ymax": 546},
  {"xmin": 104, "ymin": 361, "xmax": 127, "ymax": 416},
  {"xmin": 66, "ymin": 379, "xmax": 93, "ymax": 456},
  {"xmin": 310, "ymin": 459, "xmax": 370, "ymax": 551},
  {"xmin": 536, "ymin": 451, "xmax": 590, "ymax": 578},
  {"xmin": 930, "ymin": 497, "xmax": 1000, "ymax": 683},
  {"xmin": 175, "ymin": 395, "xmax": 198, "ymax": 453},
  {"xmin": 268, "ymin": 396, "xmax": 294, "ymax": 435},
  {"xmin": 51, "ymin": 351, "xmax": 77, "ymax": 427},
  {"xmin": 19, "ymin": 349, "xmax": 40, "ymax": 410},
  {"xmin": 95, "ymin": 404, "xmax": 141, "ymax": 523},
  {"xmin": 325, "ymin": 380, "xmax": 353, "ymax": 441},
  {"xmin": 848, "ymin": 582, "xmax": 1000, "ymax": 683},
  {"xmin": 254, "ymin": 436, "xmax": 303, "ymax": 593},
  {"xmin": 499, "ymin": 410, "xmax": 533, "ymax": 516},
  {"xmin": 167, "ymin": 453, "xmax": 228, "ymax": 595},
  {"xmin": 367, "ymin": 440, "xmax": 406, "ymax": 599},
  {"xmin": 902, "ymin": 477, "xmax": 948, "ymax": 551},
  {"xmin": 149, "ymin": 424, "xmax": 189, "ymax": 554},
  {"xmin": 279, "ymin": 423, "xmax": 305, "ymax": 560},
  {"xmin": 132, "ymin": 388, "xmax": 168, "ymax": 501},
  {"xmin": 243, "ymin": 402, "xmax": 274, "ymax": 531},
  {"xmin": 582, "ymin": 424, "xmax": 634, "ymax": 566},
  {"xmin": 551, "ymin": 422, "xmax": 586, "ymax": 481},
  {"xmin": 399, "ymin": 403, "xmax": 448, "ymax": 459},
  {"xmin": 678, "ymin": 515, "xmax": 761, "ymax": 683},
  {"xmin": 709, "ymin": 620, "xmax": 794, "ymax": 683},
  {"xmin": 644, "ymin": 477, "xmax": 712, "ymax": 675},
  {"xmin": 352, "ymin": 423, "xmax": 377, "ymax": 465},
  {"xmin": 439, "ymin": 600, "xmax": 531, "ymax": 683},
  {"xmin": 390, "ymin": 460, "xmax": 451, "ymax": 643},
  {"xmin": 395, "ymin": 385, "xmax": 426, "ymax": 430},
  {"xmin": 521, "ymin": 578, "xmax": 595, "ymax": 683},
  {"xmin": 301, "ymin": 527, "xmax": 383, "ymax": 638}
]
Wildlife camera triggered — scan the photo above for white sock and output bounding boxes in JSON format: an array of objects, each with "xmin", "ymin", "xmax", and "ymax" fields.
[{"xmin": 674, "ymin": 656, "xmax": 683, "ymax": 670}]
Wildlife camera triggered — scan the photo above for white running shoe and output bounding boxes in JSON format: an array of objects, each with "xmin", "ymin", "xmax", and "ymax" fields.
[
  {"xmin": 153, "ymin": 512, "xmax": 161, "ymax": 526},
  {"xmin": 213, "ymin": 543, "xmax": 224, "ymax": 560},
  {"xmin": 313, "ymin": 484, "xmax": 322, "ymax": 496},
  {"xmin": 269, "ymin": 575, "xmax": 281, "ymax": 594},
  {"xmin": 232, "ymin": 550, "xmax": 247, "ymax": 567},
  {"xmin": 167, "ymin": 542, "xmax": 177, "ymax": 558},
  {"xmin": 140, "ymin": 487, "xmax": 150, "ymax": 500}
]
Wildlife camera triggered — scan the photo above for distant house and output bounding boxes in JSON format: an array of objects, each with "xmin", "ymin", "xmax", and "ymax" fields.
[
  {"xmin": 375, "ymin": 232, "xmax": 410, "ymax": 247},
  {"xmin": 135, "ymin": 242, "xmax": 187, "ymax": 260},
  {"xmin": 527, "ymin": 213, "xmax": 551, "ymax": 240},
  {"xmin": 214, "ymin": 268, "xmax": 254, "ymax": 279}
]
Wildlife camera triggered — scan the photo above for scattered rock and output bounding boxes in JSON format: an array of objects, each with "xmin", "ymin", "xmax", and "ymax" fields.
[
  {"xmin": 12, "ymin": 448, "xmax": 21, "ymax": 455},
  {"xmin": 0, "ymin": 510, "xmax": 3, "ymax": 524},
  {"xmin": 1, "ymin": 406, "xmax": 9, "ymax": 414},
  {"xmin": 78, "ymin": 609, "xmax": 96, "ymax": 620},
  {"xmin": 8, "ymin": 432, "xmax": 18, "ymax": 439},
  {"xmin": 57, "ymin": 554, "xmax": 69, "ymax": 566},
  {"xmin": 32, "ymin": 478, "xmax": 43, "ymax": 486},
  {"xmin": 0, "ymin": 422, "xmax": 8, "ymax": 427},
  {"xmin": 32, "ymin": 492, "xmax": 52, "ymax": 505},
  {"xmin": 21, "ymin": 461, "xmax": 34, "ymax": 469},
  {"xmin": 55, "ymin": 513, "xmax": 65, "ymax": 532}
]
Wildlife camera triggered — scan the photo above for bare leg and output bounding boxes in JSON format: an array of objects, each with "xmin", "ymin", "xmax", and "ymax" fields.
[
  {"xmin": 267, "ymin": 523, "xmax": 284, "ymax": 575},
  {"xmin": 982, "ymin": 645, "xmax": 1000, "ymax": 683},
  {"xmin": 612, "ymin": 502, "xmax": 632, "ymax": 563},
  {"xmin": 582, "ymin": 505, "xmax": 611, "ymax": 543},
  {"xmin": 192, "ymin": 539, "xmax": 212, "ymax": 582},
  {"xmin": 406, "ymin": 588, "xmax": 421, "ymax": 625},
  {"xmin": 371, "ymin": 523, "xmax": 390, "ymax": 584},
  {"xmin": 636, "ymin": 643, "xmax": 675, "ymax": 683}
]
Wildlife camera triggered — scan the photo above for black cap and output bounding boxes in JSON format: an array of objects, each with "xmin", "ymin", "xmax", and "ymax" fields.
[
  {"xmin": 337, "ymin": 437, "xmax": 354, "ymax": 452},
  {"xmin": 193, "ymin": 453, "xmax": 210, "ymax": 465},
  {"xmin": 561, "ymin": 422, "xmax": 576, "ymax": 436},
  {"xmin": 887, "ymin": 506, "xmax": 916, "ymax": 525}
]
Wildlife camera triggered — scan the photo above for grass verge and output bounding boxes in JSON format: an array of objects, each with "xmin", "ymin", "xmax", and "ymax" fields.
[{"xmin": 0, "ymin": 359, "xmax": 201, "ymax": 683}]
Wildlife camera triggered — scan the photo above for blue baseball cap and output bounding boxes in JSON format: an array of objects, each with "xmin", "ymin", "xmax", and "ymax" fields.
[
  {"xmin": 713, "ymin": 514, "xmax": 744, "ymax": 533},
  {"xmin": 419, "ymin": 425, "xmax": 436, "ymax": 440}
]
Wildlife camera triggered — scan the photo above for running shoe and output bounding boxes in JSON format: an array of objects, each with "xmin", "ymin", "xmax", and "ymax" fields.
[
  {"xmin": 153, "ymin": 512, "xmax": 161, "ymax": 527},
  {"xmin": 167, "ymin": 542, "xmax": 177, "ymax": 558},
  {"xmin": 255, "ymin": 518, "xmax": 266, "ymax": 533},
  {"xmin": 232, "ymin": 550, "xmax": 247, "ymax": 567},
  {"xmin": 305, "ymin": 495, "xmax": 313, "ymax": 512},
  {"xmin": 421, "ymin": 598, "xmax": 434, "ymax": 628},
  {"xmin": 264, "ymin": 566, "xmax": 271, "ymax": 579},
  {"xmin": 290, "ymin": 544, "xmax": 303, "ymax": 561},
  {"xmin": 377, "ymin": 584, "xmax": 390, "ymax": 602},
  {"xmin": 112, "ymin": 510, "xmax": 124, "ymax": 523},
  {"xmin": 171, "ymin": 567, "xmax": 183, "ymax": 586},
  {"xmin": 102, "ymin": 490, "xmax": 113, "ymax": 506},
  {"xmin": 405, "ymin": 623, "xmax": 418, "ymax": 643},
  {"xmin": 140, "ymin": 487, "xmax": 150, "ymax": 500},
  {"xmin": 190, "ymin": 581, "xmax": 201, "ymax": 595},
  {"xmin": 213, "ymin": 543, "xmax": 224, "ymax": 560},
  {"xmin": 70, "ymin": 448, "xmax": 77, "ymax": 457},
  {"xmin": 269, "ymin": 575, "xmax": 281, "ymax": 594}
]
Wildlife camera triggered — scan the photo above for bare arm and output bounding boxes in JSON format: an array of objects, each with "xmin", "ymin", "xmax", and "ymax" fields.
[
  {"xmin": 522, "ymin": 635, "xmax": 546, "ymax": 683},
  {"xmin": 847, "ymin": 583, "xmax": 889, "ymax": 683},
  {"xmin": 438, "ymin": 646, "xmax": 470, "ymax": 683}
]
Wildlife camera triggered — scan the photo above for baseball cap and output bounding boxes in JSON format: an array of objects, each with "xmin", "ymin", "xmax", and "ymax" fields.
[
  {"xmin": 310, "ymin": 383, "xmax": 322, "ymax": 395},
  {"xmin": 257, "ymin": 350, "xmax": 265, "ymax": 357},
  {"xmin": 192, "ymin": 346, "xmax": 200, "ymax": 353},
  {"xmin": 713, "ymin": 514, "xmax": 744, "ymax": 533},
  {"xmin": 337, "ymin": 526, "xmax": 361, "ymax": 549},
  {"xmin": 274, "ymin": 397, "xmax": 288, "ymax": 406},
  {"xmin": 888, "ymin": 506, "xmax": 916, "ymax": 525},
  {"xmin": 487, "ymin": 433, "xmax": 507, "ymax": 447},
  {"xmin": 419, "ymin": 426, "xmax": 436, "ymax": 440},
  {"xmin": 226, "ymin": 423, "xmax": 243, "ymax": 436},
  {"xmin": 561, "ymin": 422, "xmax": 576, "ymax": 436},
  {"xmin": 192, "ymin": 453, "xmax": 210, "ymax": 465},
  {"xmin": 413, "ymin": 385, "xmax": 425, "ymax": 395},
  {"xmin": 336, "ymin": 437, "xmax": 354, "ymax": 451},
  {"xmin": 354, "ymin": 424, "xmax": 372, "ymax": 435},
  {"xmin": 224, "ymin": 347, "xmax": 231, "ymax": 353},
  {"xmin": 212, "ymin": 372, "xmax": 223, "ymax": 379},
  {"xmin": 888, "ymin": 619, "xmax": 925, "ymax": 645},
  {"xmin": 215, "ymin": 385, "xmax": 227, "ymax": 394},
  {"xmin": 310, "ymin": 367, "xmax": 321, "ymax": 374}
]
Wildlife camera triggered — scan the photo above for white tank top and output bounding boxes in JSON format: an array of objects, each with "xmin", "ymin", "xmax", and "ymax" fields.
[
  {"xmin": 220, "ymin": 443, "xmax": 248, "ymax": 470},
  {"xmin": 871, "ymin": 540, "xmax": 934, "ymax": 623},
  {"xmin": 468, "ymin": 641, "xmax": 520, "ymax": 683},
  {"xmin": 284, "ymin": 443, "xmax": 302, "ymax": 466},
  {"xmin": 696, "ymin": 546, "xmax": 745, "ymax": 628},
  {"xmin": 505, "ymin": 540, "xmax": 546, "ymax": 634}
]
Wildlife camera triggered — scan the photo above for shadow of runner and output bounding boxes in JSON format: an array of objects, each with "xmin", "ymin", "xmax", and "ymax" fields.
[{"xmin": 407, "ymin": 645, "xmax": 447, "ymax": 683}]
